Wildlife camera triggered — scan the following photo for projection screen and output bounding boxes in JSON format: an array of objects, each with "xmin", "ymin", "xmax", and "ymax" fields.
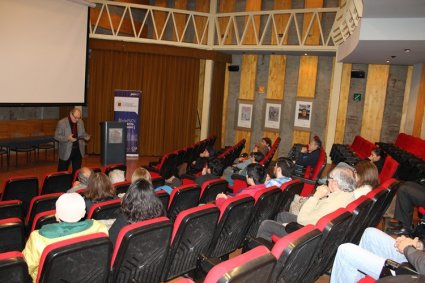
[{"xmin": 0, "ymin": 0, "xmax": 89, "ymax": 104}]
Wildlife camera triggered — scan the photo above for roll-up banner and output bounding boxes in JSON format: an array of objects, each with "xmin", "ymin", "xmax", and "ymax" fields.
[{"xmin": 113, "ymin": 90, "xmax": 141, "ymax": 157}]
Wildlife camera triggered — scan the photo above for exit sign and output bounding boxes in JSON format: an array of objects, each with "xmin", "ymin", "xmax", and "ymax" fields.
[{"xmin": 353, "ymin": 93, "xmax": 362, "ymax": 102}]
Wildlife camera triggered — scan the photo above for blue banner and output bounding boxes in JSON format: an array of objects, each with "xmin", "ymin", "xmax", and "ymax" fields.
[{"xmin": 114, "ymin": 90, "xmax": 141, "ymax": 156}]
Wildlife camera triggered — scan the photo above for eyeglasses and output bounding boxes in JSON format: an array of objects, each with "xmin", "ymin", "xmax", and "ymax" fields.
[
  {"xmin": 326, "ymin": 176, "xmax": 333, "ymax": 186},
  {"xmin": 71, "ymin": 112, "xmax": 81, "ymax": 120}
]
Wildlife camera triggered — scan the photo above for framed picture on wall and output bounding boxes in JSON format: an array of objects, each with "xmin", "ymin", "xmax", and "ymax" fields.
[
  {"xmin": 236, "ymin": 100, "xmax": 254, "ymax": 129},
  {"xmin": 264, "ymin": 100, "xmax": 282, "ymax": 131},
  {"xmin": 294, "ymin": 99, "xmax": 313, "ymax": 129}
]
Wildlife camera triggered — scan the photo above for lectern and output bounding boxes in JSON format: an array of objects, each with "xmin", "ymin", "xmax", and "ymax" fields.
[{"xmin": 100, "ymin": 121, "xmax": 126, "ymax": 166}]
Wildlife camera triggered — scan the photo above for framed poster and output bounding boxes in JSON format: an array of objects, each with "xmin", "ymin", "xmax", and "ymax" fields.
[
  {"xmin": 236, "ymin": 100, "xmax": 254, "ymax": 129},
  {"xmin": 294, "ymin": 100, "xmax": 313, "ymax": 129},
  {"xmin": 264, "ymin": 100, "xmax": 282, "ymax": 131}
]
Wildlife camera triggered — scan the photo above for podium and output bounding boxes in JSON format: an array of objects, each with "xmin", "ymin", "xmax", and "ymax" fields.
[{"xmin": 100, "ymin": 121, "xmax": 127, "ymax": 166}]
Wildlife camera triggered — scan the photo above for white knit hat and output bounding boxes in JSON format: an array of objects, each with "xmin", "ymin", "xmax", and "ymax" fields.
[{"xmin": 55, "ymin": 193, "xmax": 86, "ymax": 223}]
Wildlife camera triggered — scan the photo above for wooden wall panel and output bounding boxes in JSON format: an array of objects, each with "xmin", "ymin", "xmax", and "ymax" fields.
[
  {"xmin": 153, "ymin": 0, "xmax": 168, "ymax": 39},
  {"xmin": 360, "ymin": 65, "xmax": 390, "ymax": 142},
  {"xmin": 195, "ymin": 0, "xmax": 210, "ymax": 44},
  {"xmin": 218, "ymin": 0, "xmax": 236, "ymax": 44},
  {"xmin": 173, "ymin": 0, "xmax": 188, "ymax": 41},
  {"xmin": 0, "ymin": 120, "xmax": 57, "ymax": 139},
  {"xmin": 222, "ymin": 63, "xmax": 230, "ymax": 146},
  {"xmin": 413, "ymin": 64, "xmax": 425, "ymax": 137},
  {"xmin": 297, "ymin": 56, "xmax": 319, "ymax": 98},
  {"xmin": 292, "ymin": 130, "xmax": 311, "ymax": 146},
  {"xmin": 334, "ymin": 64, "xmax": 352, "ymax": 144},
  {"xmin": 235, "ymin": 130, "xmax": 251, "ymax": 154}
]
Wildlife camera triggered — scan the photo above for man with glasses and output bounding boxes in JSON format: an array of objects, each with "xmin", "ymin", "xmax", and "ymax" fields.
[{"xmin": 54, "ymin": 108, "xmax": 90, "ymax": 176}]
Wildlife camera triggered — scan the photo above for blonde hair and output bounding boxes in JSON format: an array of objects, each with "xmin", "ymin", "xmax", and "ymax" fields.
[{"xmin": 131, "ymin": 167, "xmax": 152, "ymax": 184}]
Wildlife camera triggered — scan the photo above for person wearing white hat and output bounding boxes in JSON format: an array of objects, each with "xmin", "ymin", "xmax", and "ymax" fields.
[{"xmin": 23, "ymin": 193, "xmax": 108, "ymax": 281}]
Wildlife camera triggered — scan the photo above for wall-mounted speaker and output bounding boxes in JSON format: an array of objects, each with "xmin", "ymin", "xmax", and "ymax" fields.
[
  {"xmin": 351, "ymin": 70, "xmax": 365, "ymax": 78},
  {"xmin": 228, "ymin": 65, "xmax": 240, "ymax": 72}
]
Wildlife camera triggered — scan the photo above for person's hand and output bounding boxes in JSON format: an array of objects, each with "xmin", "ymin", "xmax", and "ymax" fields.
[
  {"xmin": 72, "ymin": 181, "xmax": 81, "ymax": 188},
  {"xmin": 201, "ymin": 167, "xmax": 208, "ymax": 176},
  {"xmin": 265, "ymin": 174, "xmax": 271, "ymax": 182},
  {"xmin": 313, "ymin": 185, "xmax": 329, "ymax": 199},
  {"xmin": 395, "ymin": 237, "xmax": 420, "ymax": 253},
  {"xmin": 84, "ymin": 134, "xmax": 91, "ymax": 141},
  {"xmin": 216, "ymin": 193, "xmax": 228, "ymax": 200},
  {"xmin": 192, "ymin": 161, "xmax": 196, "ymax": 165},
  {"xmin": 300, "ymin": 146, "xmax": 308, "ymax": 153},
  {"xmin": 68, "ymin": 134, "xmax": 77, "ymax": 142}
]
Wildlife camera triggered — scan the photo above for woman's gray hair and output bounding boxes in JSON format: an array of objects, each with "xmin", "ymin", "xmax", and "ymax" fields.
[{"xmin": 330, "ymin": 167, "xmax": 356, "ymax": 192}]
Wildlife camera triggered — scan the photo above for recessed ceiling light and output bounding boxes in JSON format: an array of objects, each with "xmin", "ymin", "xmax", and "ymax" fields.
[
  {"xmin": 404, "ymin": 49, "xmax": 411, "ymax": 53},
  {"xmin": 386, "ymin": 60, "xmax": 390, "ymax": 63}
]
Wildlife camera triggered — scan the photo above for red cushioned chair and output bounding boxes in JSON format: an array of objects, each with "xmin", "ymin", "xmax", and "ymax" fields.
[
  {"xmin": 270, "ymin": 224, "xmax": 322, "ymax": 283},
  {"xmin": 166, "ymin": 184, "xmax": 200, "ymax": 222},
  {"xmin": 30, "ymin": 210, "xmax": 57, "ymax": 233},
  {"xmin": 36, "ymin": 233, "xmax": 111, "ymax": 283},
  {"xmin": 25, "ymin": 192, "xmax": 62, "ymax": 232},
  {"xmin": 203, "ymin": 246, "xmax": 276, "ymax": 283},
  {"xmin": 2, "ymin": 176, "xmax": 38, "ymax": 215},
  {"xmin": 295, "ymin": 148, "xmax": 327, "ymax": 196},
  {"xmin": 345, "ymin": 196, "xmax": 374, "ymax": 244},
  {"xmin": 0, "ymin": 218, "xmax": 25, "ymax": 253},
  {"xmin": 366, "ymin": 179, "xmax": 399, "ymax": 229},
  {"xmin": 145, "ymin": 153, "xmax": 177, "ymax": 179},
  {"xmin": 151, "ymin": 175, "xmax": 165, "ymax": 188},
  {"xmin": 110, "ymin": 217, "xmax": 172, "ymax": 283},
  {"xmin": 0, "ymin": 251, "xmax": 31, "ymax": 283},
  {"xmin": 259, "ymin": 137, "xmax": 281, "ymax": 169},
  {"xmin": 155, "ymin": 190, "xmax": 170, "ymax": 210},
  {"xmin": 113, "ymin": 181, "xmax": 131, "ymax": 195},
  {"xmin": 161, "ymin": 204, "xmax": 219, "ymax": 281},
  {"xmin": 39, "ymin": 171, "xmax": 73, "ymax": 195},
  {"xmin": 199, "ymin": 179, "xmax": 228, "ymax": 204},
  {"xmin": 275, "ymin": 179, "xmax": 304, "ymax": 213},
  {"xmin": 102, "ymin": 163, "xmax": 127, "ymax": 178},
  {"xmin": 379, "ymin": 155, "xmax": 399, "ymax": 183},
  {"xmin": 86, "ymin": 198, "xmax": 121, "ymax": 220},
  {"xmin": 0, "ymin": 200, "xmax": 23, "ymax": 221}
]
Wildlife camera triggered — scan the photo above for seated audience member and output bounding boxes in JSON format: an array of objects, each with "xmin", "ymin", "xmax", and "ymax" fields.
[
  {"xmin": 216, "ymin": 163, "xmax": 267, "ymax": 208},
  {"xmin": 295, "ymin": 135, "xmax": 322, "ymax": 169},
  {"xmin": 330, "ymin": 227, "xmax": 425, "ymax": 283},
  {"xmin": 225, "ymin": 151, "xmax": 265, "ymax": 187},
  {"xmin": 84, "ymin": 172, "xmax": 116, "ymax": 212},
  {"xmin": 353, "ymin": 160, "xmax": 380, "ymax": 199},
  {"xmin": 265, "ymin": 157, "xmax": 294, "ymax": 188},
  {"xmin": 256, "ymin": 164, "xmax": 356, "ymax": 241},
  {"xmin": 187, "ymin": 146, "xmax": 217, "ymax": 174},
  {"xmin": 67, "ymin": 166, "xmax": 92, "ymax": 193},
  {"xmin": 23, "ymin": 193, "xmax": 108, "ymax": 281},
  {"xmin": 108, "ymin": 179, "xmax": 165, "ymax": 246},
  {"xmin": 261, "ymin": 137, "xmax": 273, "ymax": 151},
  {"xmin": 389, "ymin": 181, "xmax": 425, "ymax": 235},
  {"xmin": 195, "ymin": 158, "xmax": 224, "ymax": 187},
  {"xmin": 109, "ymin": 169, "xmax": 126, "ymax": 184},
  {"xmin": 131, "ymin": 167, "xmax": 173, "ymax": 194},
  {"xmin": 369, "ymin": 148, "xmax": 386, "ymax": 173}
]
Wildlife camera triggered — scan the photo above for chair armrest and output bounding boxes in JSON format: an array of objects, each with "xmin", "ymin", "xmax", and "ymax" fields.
[
  {"xmin": 284, "ymin": 222, "xmax": 304, "ymax": 234},
  {"xmin": 379, "ymin": 259, "xmax": 418, "ymax": 278},
  {"xmin": 243, "ymin": 236, "xmax": 273, "ymax": 252},
  {"xmin": 292, "ymin": 175, "xmax": 316, "ymax": 185},
  {"xmin": 180, "ymin": 174, "xmax": 196, "ymax": 180}
]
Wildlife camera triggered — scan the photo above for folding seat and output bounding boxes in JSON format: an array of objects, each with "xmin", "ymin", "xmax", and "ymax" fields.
[
  {"xmin": 203, "ymin": 246, "xmax": 276, "ymax": 283},
  {"xmin": 0, "ymin": 251, "xmax": 31, "ymax": 283},
  {"xmin": 345, "ymin": 196, "xmax": 374, "ymax": 244},
  {"xmin": 102, "ymin": 163, "xmax": 127, "ymax": 178},
  {"xmin": 113, "ymin": 181, "xmax": 131, "ymax": 195},
  {"xmin": 204, "ymin": 195, "xmax": 255, "ymax": 259},
  {"xmin": 155, "ymin": 190, "xmax": 170, "ymax": 210},
  {"xmin": 199, "ymin": 179, "xmax": 228, "ymax": 204},
  {"xmin": 86, "ymin": 198, "xmax": 121, "ymax": 220},
  {"xmin": 301, "ymin": 208, "xmax": 352, "ymax": 282},
  {"xmin": 0, "ymin": 218, "xmax": 25, "ymax": 253},
  {"xmin": 379, "ymin": 156, "xmax": 399, "ymax": 183},
  {"xmin": 0, "ymin": 200, "xmax": 24, "ymax": 221},
  {"xmin": 110, "ymin": 217, "xmax": 172, "ymax": 283},
  {"xmin": 166, "ymin": 184, "xmax": 200, "ymax": 222},
  {"xmin": 270, "ymin": 224, "xmax": 322, "ymax": 283},
  {"xmin": 30, "ymin": 210, "xmax": 57, "ymax": 232},
  {"xmin": 275, "ymin": 179, "xmax": 304, "ymax": 213},
  {"xmin": 72, "ymin": 167, "xmax": 101, "ymax": 182},
  {"xmin": 25, "ymin": 192, "xmax": 62, "ymax": 232},
  {"xmin": 36, "ymin": 233, "xmax": 112, "ymax": 283},
  {"xmin": 39, "ymin": 171, "xmax": 73, "ymax": 195},
  {"xmin": 244, "ymin": 187, "xmax": 282, "ymax": 238},
  {"xmin": 161, "ymin": 204, "xmax": 219, "ymax": 281},
  {"xmin": 2, "ymin": 176, "xmax": 38, "ymax": 214}
]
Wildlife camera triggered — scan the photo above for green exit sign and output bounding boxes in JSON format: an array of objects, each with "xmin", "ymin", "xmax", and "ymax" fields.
[{"xmin": 353, "ymin": 93, "xmax": 362, "ymax": 102}]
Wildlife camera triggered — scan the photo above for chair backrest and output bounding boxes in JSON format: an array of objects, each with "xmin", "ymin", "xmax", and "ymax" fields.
[
  {"xmin": 2, "ymin": 176, "xmax": 38, "ymax": 215},
  {"xmin": 0, "ymin": 200, "xmax": 24, "ymax": 221},
  {"xmin": 368, "ymin": 179, "xmax": 399, "ymax": 228},
  {"xmin": 245, "ymin": 187, "xmax": 282, "ymax": 238},
  {"xmin": 0, "ymin": 218, "xmax": 25, "ymax": 253},
  {"xmin": 87, "ymin": 198, "xmax": 121, "ymax": 220},
  {"xmin": 25, "ymin": 192, "xmax": 62, "ymax": 229},
  {"xmin": 276, "ymin": 179, "xmax": 304, "ymax": 213},
  {"xmin": 31, "ymin": 210, "xmax": 57, "ymax": 233},
  {"xmin": 379, "ymin": 156, "xmax": 399, "ymax": 183},
  {"xmin": 270, "ymin": 224, "xmax": 322, "ymax": 283},
  {"xmin": 302, "ymin": 208, "xmax": 352, "ymax": 282},
  {"xmin": 345, "ymin": 196, "xmax": 374, "ymax": 244},
  {"xmin": 199, "ymin": 179, "xmax": 228, "ymax": 204},
  {"xmin": 206, "ymin": 195, "xmax": 255, "ymax": 258},
  {"xmin": 111, "ymin": 217, "xmax": 172, "ymax": 283},
  {"xmin": 204, "ymin": 246, "xmax": 276, "ymax": 283},
  {"xmin": 36, "ymin": 233, "xmax": 112, "ymax": 283},
  {"xmin": 40, "ymin": 171, "xmax": 73, "ymax": 195},
  {"xmin": 159, "ymin": 153, "xmax": 178, "ymax": 179},
  {"xmin": 155, "ymin": 190, "xmax": 170, "ymax": 210},
  {"xmin": 152, "ymin": 176, "xmax": 165, "ymax": 188},
  {"xmin": 162, "ymin": 204, "xmax": 219, "ymax": 281},
  {"xmin": 0, "ymin": 251, "xmax": 31, "ymax": 283},
  {"xmin": 113, "ymin": 181, "xmax": 131, "ymax": 195},
  {"xmin": 167, "ymin": 184, "xmax": 200, "ymax": 222},
  {"xmin": 103, "ymin": 163, "xmax": 127, "ymax": 178}
]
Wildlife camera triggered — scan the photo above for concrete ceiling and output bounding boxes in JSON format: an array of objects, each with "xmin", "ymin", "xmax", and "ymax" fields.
[{"xmin": 338, "ymin": 0, "xmax": 425, "ymax": 65}]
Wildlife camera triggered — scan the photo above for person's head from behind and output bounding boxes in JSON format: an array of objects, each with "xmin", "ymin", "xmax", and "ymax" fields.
[
  {"xmin": 250, "ymin": 151, "xmax": 264, "ymax": 163},
  {"xmin": 77, "ymin": 167, "xmax": 92, "ymax": 186},
  {"xmin": 246, "ymin": 163, "xmax": 266, "ymax": 186},
  {"xmin": 355, "ymin": 160, "xmax": 379, "ymax": 188},
  {"xmin": 308, "ymin": 135, "xmax": 322, "ymax": 152},
  {"xmin": 254, "ymin": 143, "xmax": 269, "ymax": 157},
  {"xmin": 207, "ymin": 158, "xmax": 224, "ymax": 176},
  {"xmin": 327, "ymin": 166, "xmax": 356, "ymax": 193},
  {"xmin": 369, "ymin": 148, "xmax": 385, "ymax": 162},
  {"xmin": 274, "ymin": 157, "xmax": 295, "ymax": 178},
  {"xmin": 121, "ymin": 179, "xmax": 165, "ymax": 223},
  {"xmin": 131, "ymin": 167, "xmax": 152, "ymax": 184},
  {"xmin": 84, "ymin": 172, "xmax": 115, "ymax": 201},
  {"xmin": 109, "ymin": 169, "xmax": 125, "ymax": 184},
  {"xmin": 261, "ymin": 137, "xmax": 272, "ymax": 148},
  {"xmin": 55, "ymin": 193, "xmax": 86, "ymax": 223}
]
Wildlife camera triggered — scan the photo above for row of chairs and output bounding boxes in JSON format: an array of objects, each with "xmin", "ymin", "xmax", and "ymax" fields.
[{"xmin": 330, "ymin": 135, "xmax": 377, "ymax": 165}]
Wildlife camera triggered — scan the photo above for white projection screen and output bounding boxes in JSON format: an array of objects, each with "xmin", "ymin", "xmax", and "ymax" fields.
[{"xmin": 0, "ymin": 0, "xmax": 89, "ymax": 104}]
